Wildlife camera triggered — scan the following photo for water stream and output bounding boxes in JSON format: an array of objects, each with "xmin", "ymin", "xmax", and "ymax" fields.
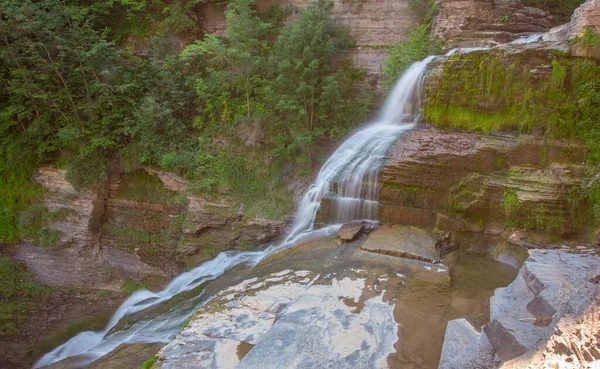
[{"xmin": 35, "ymin": 54, "xmax": 442, "ymax": 368}]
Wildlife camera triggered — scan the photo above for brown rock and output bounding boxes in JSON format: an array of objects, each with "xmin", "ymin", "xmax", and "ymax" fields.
[
  {"xmin": 380, "ymin": 128, "xmax": 587, "ymax": 235},
  {"xmin": 434, "ymin": 0, "xmax": 559, "ymax": 49},
  {"xmin": 360, "ymin": 224, "xmax": 439, "ymax": 263},
  {"xmin": 435, "ymin": 232, "xmax": 458, "ymax": 258},
  {"xmin": 483, "ymin": 320, "xmax": 528, "ymax": 361},
  {"xmin": 337, "ymin": 222, "xmax": 364, "ymax": 243}
]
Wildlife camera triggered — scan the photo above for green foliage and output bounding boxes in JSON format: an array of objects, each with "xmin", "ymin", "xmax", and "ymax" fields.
[
  {"xmin": 589, "ymin": 182, "xmax": 600, "ymax": 220},
  {"xmin": 424, "ymin": 50, "xmax": 600, "ymax": 166},
  {"xmin": 65, "ymin": 151, "xmax": 108, "ymax": 191},
  {"xmin": 0, "ymin": 158, "xmax": 44, "ymax": 245},
  {"xmin": 175, "ymin": 0, "xmax": 370, "ymax": 209},
  {"xmin": 141, "ymin": 356, "xmax": 158, "ymax": 369},
  {"xmin": 502, "ymin": 191, "xmax": 562, "ymax": 234},
  {"xmin": 114, "ymin": 170, "xmax": 188, "ymax": 206},
  {"xmin": 580, "ymin": 28, "xmax": 600, "ymax": 50},
  {"xmin": 1, "ymin": 0, "xmax": 371, "ymax": 224},
  {"xmin": 521, "ymin": 0, "xmax": 585, "ymax": 21},
  {"xmin": 383, "ymin": 0, "xmax": 440, "ymax": 86},
  {"xmin": 0, "ymin": 257, "xmax": 50, "ymax": 336},
  {"xmin": 407, "ymin": 0, "xmax": 438, "ymax": 25},
  {"xmin": 121, "ymin": 278, "xmax": 147, "ymax": 296}
]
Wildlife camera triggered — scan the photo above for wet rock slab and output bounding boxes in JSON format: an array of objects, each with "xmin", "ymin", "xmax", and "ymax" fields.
[
  {"xmin": 153, "ymin": 269, "xmax": 398, "ymax": 369},
  {"xmin": 438, "ymin": 249, "xmax": 600, "ymax": 368},
  {"xmin": 360, "ymin": 224, "xmax": 439, "ymax": 263}
]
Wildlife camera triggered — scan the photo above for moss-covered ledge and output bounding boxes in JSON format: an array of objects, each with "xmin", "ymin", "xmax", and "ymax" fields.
[
  {"xmin": 421, "ymin": 48, "xmax": 600, "ymax": 235},
  {"xmin": 423, "ymin": 49, "xmax": 600, "ymax": 160}
]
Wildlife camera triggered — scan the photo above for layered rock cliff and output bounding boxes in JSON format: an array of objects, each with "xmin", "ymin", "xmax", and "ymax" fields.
[
  {"xmin": 434, "ymin": 0, "xmax": 561, "ymax": 48},
  {"xmin": 16, "ymin": 167, "xmax": 286, "ymax": 291},
  {"xmin": 200, "ymin": 0, "xmax": 416, "ymax": 81}
]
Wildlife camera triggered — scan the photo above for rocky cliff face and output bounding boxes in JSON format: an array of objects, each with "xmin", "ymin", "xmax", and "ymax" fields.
[
  {"xmin": 543, "ymin": 0, "xmax": 600, "ymax": 57},
  {"xmin": 16, "ymin": 167, "xmax": 286, "ymax": 291},
  {"xmin": 378, "ymin": 127, "xmax": 588, "ymax": 239},
  {"xmin": 200, "ymin": 0, "xmax": 415, "ymax": 82},
  {"xmin": 433, "ymin": 0, "xmax": 564, "ymax": 48}
]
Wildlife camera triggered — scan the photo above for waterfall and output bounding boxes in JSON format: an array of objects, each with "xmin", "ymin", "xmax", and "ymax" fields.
[
  {"xmin": 34, "ymin": 56, "xmax": 436, "ymax": 369},
  {"xmin": 285, "ymin": 56, "xmax": 436, "ymax": 241}
]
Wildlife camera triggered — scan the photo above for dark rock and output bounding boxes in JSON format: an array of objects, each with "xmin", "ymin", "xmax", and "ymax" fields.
[
  {"xmin": 337, "ymin": 222, "xmax": 364, "ymax": 243},
  {"xmin": 435, "ymin": 232, "xmax": 458, "ymax": 258},
  {"xmin": 526, "ymin": 295, "xmax": 557, "ymax": 326},
  {"xmin": 483, "ymin": 320, "xmax": 528, "ymax": 361}
]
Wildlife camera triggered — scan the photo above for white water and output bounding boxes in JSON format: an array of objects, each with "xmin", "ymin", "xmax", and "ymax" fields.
[
  {"xmin": 285, "ymin": 56, "xmax": 436, "ymax": 241},
  {"xmin": 510, "ymin": 33, "xmax": 543, "ymax": 44},
  {"xmin": 33, "ymin": 227, "xmax": 339, "ymax": 368},
  {"xmin": 35, "ymin": 56, "xmax": 438, "ymax": 368}
]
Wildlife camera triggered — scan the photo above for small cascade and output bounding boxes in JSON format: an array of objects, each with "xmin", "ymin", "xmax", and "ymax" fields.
[
  {"xmin": 510, "ymin": 33, "xmax": 544, "ymax": 44},
  {"xmin": 34, "ymin": 54, "xmax": 444, "ymax": 368}
]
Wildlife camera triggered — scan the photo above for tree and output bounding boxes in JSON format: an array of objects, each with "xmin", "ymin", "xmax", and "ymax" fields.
[{"xmin": 181, "ymin": 0, "xmax": 272, "ymax": 123}]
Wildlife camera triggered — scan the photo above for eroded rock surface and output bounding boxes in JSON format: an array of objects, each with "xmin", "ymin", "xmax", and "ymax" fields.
[
  {"xmin": 380, "ymin": 127, "xmax": 588, "ymax": 235},
  {"xmin": 153, "ymin": 270, "xmax": 398, "ymax": 369},
  {"xmin": 434, "ymin": 0, "xmax": 560, "ymax": 49},
  {"xmin": 438, "ymin": 249, "xmax": 600, "ymax": 368}
]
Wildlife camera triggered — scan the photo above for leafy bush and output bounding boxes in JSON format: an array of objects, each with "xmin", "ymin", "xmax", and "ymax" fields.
[
  {"xmin": 384, "ymin": 24, "xmax": 440, "ymax": 86},
  {"xmin": 113, "ymin": 170, "xmax": 188, "ymax": 206}
]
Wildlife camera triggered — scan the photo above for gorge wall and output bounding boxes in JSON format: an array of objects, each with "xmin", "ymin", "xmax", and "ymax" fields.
[
  {"xmin": 200, "ymin": 0, "xmax": 416, "ymax": 82},
  {"xmin": 7, "ymin": 1, "xmax": 600, "ymax": 368},
  {"xmin": 15, "ymin": 167, "xmax": 286, "ymax": 291}
]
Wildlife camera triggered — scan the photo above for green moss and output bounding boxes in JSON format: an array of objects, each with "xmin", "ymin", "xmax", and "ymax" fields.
[
  {"xmin": 141, "ymin": 356, "xmax": 158, "ymax": 369},
  {"xmin": 0, "ymin": 257, "xmax": 51, "ymax": 336},
  {"xmin": 103, "ymin": 224, "xmax": 178, "ymax": 258},
  {"xmin": 121, "ymin": 278, "xmax": 147, "ymax": 296},
  {"xmin": 114, "ymin": 170, "xmax": 188, "ymax": 206},
  {"xmin": 502, "ymin": 190, "xmax": 562, "ymax": 234},
  {"xmin": 496, "ymin": 155, "xmax": 505, "ymax": 170},
  {"xmin": 424, "ymin": 50, "xmax": 600, "ymax": 165}
]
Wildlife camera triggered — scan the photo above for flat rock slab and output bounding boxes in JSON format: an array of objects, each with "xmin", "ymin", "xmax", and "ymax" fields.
[
  {"xmin": 153, "ymin": 269, "xmax": 398, "ymax": 369},
  {"xmin": 360, "ymin": 224, "xmax": 439, "ymax": 263}
]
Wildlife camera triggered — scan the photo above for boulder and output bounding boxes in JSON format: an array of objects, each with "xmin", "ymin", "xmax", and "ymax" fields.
[
  {"xmin": 337, "ymin": 222, "xmax": 364, "ymax": 243},
  {"xmin": 438, "ymin": 319, "xmax": 495, "ymax": 369}
]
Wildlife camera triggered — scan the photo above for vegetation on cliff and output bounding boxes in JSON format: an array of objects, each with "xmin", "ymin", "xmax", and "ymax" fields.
[
  {"xmin": 0, "ymin": 0, "xmax": 370, "ymax": 248},
  {"xmin": 384, "ymin": 0, "xmax": 439, "ymax": 85},
  {"xmin": 521, "ymin": 0, "xmax": 586, "ymax": 21},
  {"xmin": 423, "ymin": 47, "xmax": 600, "ymax": 229},
  {"xmin": 0, "ymin": 256, "xmax": 49, "ymax": 335}
]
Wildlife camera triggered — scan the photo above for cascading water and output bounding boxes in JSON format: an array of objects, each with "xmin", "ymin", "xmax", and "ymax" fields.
[
  {"xmin": 510, "ymin": 33, "xmax": 543, "ymax": 44},
  {"xmin": 285, "ymin": 56, "xmax": 436, "ymax": 241},
  {"xmin": 34, "ymin": 55, "xmax": 437, "ymax": 369}
]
